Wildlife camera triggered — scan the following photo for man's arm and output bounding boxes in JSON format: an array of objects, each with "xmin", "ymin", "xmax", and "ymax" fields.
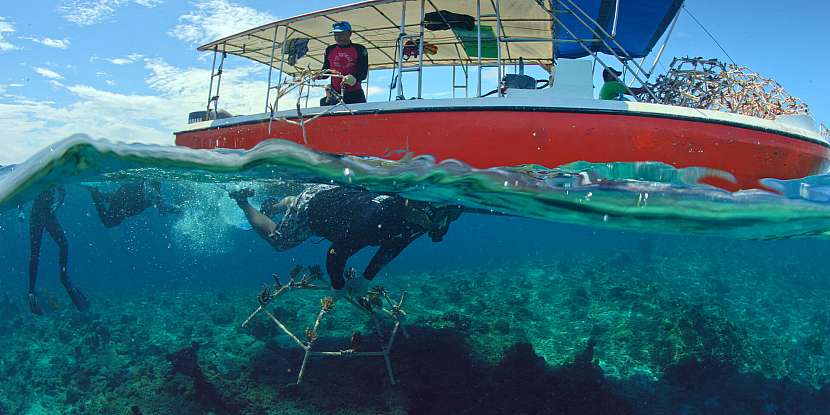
[{"xmin": 354, "ymin": 45, "xmax": 369, "ymax": 82}]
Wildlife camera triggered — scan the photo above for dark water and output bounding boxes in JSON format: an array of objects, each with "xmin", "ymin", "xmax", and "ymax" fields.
[{"xmin": 1, "ymin": 135, "xmax": 829, "ymax": 414}]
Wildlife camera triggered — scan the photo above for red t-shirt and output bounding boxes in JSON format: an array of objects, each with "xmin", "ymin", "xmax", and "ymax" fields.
[{"xmin": 323, "ymin": 43, "xmax": 368, "ymax": 93}]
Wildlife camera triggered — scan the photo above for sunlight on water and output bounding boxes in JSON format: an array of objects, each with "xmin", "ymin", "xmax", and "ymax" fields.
[
  {"xmin": 3, "ymin": 134, "xmax": 830, "ymax": 240},
  {"xmin": 2, "ymin": 135, "xmax": 830, "ymax": 415}
]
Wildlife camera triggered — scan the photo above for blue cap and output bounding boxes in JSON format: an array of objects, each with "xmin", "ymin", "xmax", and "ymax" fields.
[{"xmin": 331, "ymin": 21, "xmax": 352, "ymax": 33}]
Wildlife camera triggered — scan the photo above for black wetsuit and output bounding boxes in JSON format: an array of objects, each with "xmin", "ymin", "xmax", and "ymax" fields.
[
  {"xmin": 305, "ymin": 187, "xmax": 426, "ymax": 289},
  {"xmin": 29, "ymin": 187, "xmax": 68, "ymax": 294},
  {"xmin": 90, "ymin": 182, "xmax": 178, "ymax": 228},
  {"xmin": 28, "ymin": 187, "xmax": 89, "ymax": 314}
]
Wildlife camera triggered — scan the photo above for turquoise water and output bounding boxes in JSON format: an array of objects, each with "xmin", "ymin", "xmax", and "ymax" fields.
[{"xmin": 1, "ymin": 135, "xmax": 830, "ymax": 414}]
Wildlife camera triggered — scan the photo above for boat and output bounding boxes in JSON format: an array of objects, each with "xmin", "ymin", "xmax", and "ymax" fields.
[{"xmin": 173, "ymin": 0, "xmax": 830, "ymax": 192}]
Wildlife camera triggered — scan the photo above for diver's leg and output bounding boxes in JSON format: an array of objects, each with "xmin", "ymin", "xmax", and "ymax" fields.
[
  {"xmin": 326, "ymin": 243, "xmax": 358, "ymax": 290},
  {"xmin": 89, "ymin": 188, "xmax": 122, "ymax": 228},
  {"xmin": 27, "ymin": 214, "xmax": 45, "ymax": 315},
  {"xmin": 45, "ymin": 214, "xmax": 89, "ymax": 311}
]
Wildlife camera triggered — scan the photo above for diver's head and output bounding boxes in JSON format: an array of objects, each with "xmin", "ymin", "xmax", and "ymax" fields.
[
  {"xmin": 404, "ymin": 202, "xmax": 462, "ymax": 242},
  {"xmin": 427, "ymin": 206, "xmax": 462, "ymax": 242}
]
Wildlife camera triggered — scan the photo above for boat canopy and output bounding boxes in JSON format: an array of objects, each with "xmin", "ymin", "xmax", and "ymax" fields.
[{"xmin": 197, "ymin": 0, "xmax": 683, "ymax": 72}]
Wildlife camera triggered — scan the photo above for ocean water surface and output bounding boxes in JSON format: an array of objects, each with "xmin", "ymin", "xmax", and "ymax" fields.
[{"xmin": 1, "ymin": 135, "xmax": 829, "ymax": 414}]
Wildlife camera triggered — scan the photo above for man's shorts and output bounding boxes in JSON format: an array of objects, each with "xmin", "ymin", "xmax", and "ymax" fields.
[{"xmin": 266, "ymin": 184, "xmax": 337, "ymax": 250}]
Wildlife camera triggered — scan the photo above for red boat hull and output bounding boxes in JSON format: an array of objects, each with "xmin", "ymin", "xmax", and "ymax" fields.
[{"xmin": 175, "ymin": 110, "xmax": 830, "ymax": 191}]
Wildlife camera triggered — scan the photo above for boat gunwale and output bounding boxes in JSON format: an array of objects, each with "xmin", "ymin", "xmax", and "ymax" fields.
[{"xmin": 175, "ymin": 103, "xmax": 830, "ymax": 151}]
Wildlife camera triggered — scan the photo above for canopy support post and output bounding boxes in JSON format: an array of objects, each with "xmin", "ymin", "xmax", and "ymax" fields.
[
  {"xmin": 559, "ymin": 0, "xmax": 651, "ymax": 85},
  {"xmin": 642, "ymin": 7, "xmax": 681, "ymax": 82},
  {"xmin": 417, "ymin": 0, "xmax": 426, "ymax": 99},
  {"xmin": 264, "ymin": 26, "xmax": 279, "ymax": 113},
  {"xmin": 206, "ymin": 46, "xmax": 218, "ymax": 115},
  {"xmin": 495, "ymin": 0, "xmax": 503, "ymax": 97},
  {"xmin": 476, "ymin": 0, "xmax": 482, "ymax": 97},
  {"xmin": 394, "ymin": 0, "xmax": 407, "ymax": 100},
  {"xmin": 206, "ymin": 45, "xmax": 227, "ymax": 117},
  {"xmin": 555, "ymin": 0, "xmax": 657, "ymax": 100},
  {"xmin": 274, "ymin": 27, "xmax": 289, "ymax": 113},
  {"xmin": 549, "ymin": 0, "xmax": 557, "ymax": 88}
]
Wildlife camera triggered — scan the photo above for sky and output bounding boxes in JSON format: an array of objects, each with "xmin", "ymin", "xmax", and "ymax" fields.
[{"xmin": 0, "ymin": 0, "xmax": 827, "ymax": 165}]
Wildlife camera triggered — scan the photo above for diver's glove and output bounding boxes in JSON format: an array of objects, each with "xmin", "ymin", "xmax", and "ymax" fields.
[
  {"xmin": 342, "ymin": 74, "xmax": 357, "ymax": 87},
  {"xmin": 229, "ymin": 187, "xmax": 255, "ymax": 203},
  {"xmin": 28, "ymin": 293, "xmax": 43, "ymax": 316}
]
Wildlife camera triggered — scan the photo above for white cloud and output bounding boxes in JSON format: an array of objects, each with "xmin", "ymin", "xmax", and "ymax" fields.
[
  {"xmin": 92, "ymin": 53, "xmax": 144, "ymax": 65},
  {"xmin": 59, "ymin": 0, "xmax": 162, "ymax": 26},
  {"xmin": 0, "ymin": 57, "xmax": 290, "ymax": 164},
  {"xmin": 105, "ymin": 80, "xmax": 116, "ymax": 86},
  {"xmin": 169, "ymin": 0, "xmax": 274, "ymax": 45},
  {"xmin": 21, "ymin": 36, "xmax": 71, "ymax": 49},
  {"xmin": 0, "ymin": 16, "xmax": 17, "ymax": 52},
  {"xmin": 34, "ymin": 67, "xmax": 64, "ymax": 80}
]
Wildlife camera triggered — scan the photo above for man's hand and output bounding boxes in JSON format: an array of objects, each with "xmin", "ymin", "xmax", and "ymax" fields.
[{"xmin": 342, "ymin": 74, "xmax": 357, "ymax": 87}]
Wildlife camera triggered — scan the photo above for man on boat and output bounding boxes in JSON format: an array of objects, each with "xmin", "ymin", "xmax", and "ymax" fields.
[
  {"xmin": 599, "ymin": 68, "xmax": 646, "ymax": 100},
  {"xmin": 229, "ymin": 185, "xmax": 462, "ymax": 299},
  {"xmin": 319, "ymin": 21, "xmax": 369, "ymax": 106},
  {"xmin": 87, "ymin": 181, "xmax": 182, "ymax": 228},
  {"xmin": 27, "ymin": 186, "xmax": 90, "ymax": 315}
]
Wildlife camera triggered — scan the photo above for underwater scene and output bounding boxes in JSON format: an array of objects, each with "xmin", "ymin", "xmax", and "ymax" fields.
[{"xmin": 0, "ymin": 135, "xmax": 829, "ymax": 415}]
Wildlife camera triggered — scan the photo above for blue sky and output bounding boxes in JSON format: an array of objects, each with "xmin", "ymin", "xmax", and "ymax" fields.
[{"xmin": 0, "ymin": 0, "xmax": 827, "ymax": 164}]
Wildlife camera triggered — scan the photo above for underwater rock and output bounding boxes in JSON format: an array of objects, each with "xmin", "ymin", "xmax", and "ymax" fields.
[
  {"xmin": 166, "ymin": 342, "xmax": 242, "ymax": 413},
  {"xmin": 243, "ymin": 314, "xmax": 280, "ymax": 341},
  {"xmin": 471, "ymin": 340, "xmax": 632, "ymax": 415},
  {"xmin": 664, "ymin": 357, "xmax": 736, "ymax": 389},
  {"xmin": 493, "ymin": 319, "xmax": 511, "ymax": 334},
  {"xmin": 209, "ymin": 307, "xmax": 235, "ymax": 326}
]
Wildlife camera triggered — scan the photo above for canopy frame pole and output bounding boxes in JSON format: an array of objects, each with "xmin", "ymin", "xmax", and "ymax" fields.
[
  {"xmin": 417, "ymin": 0, "xmax": 426, "ymax": 99},
  {"xmin": 264, "ymin": 25, "xmax": 280, "ymax": 113},
  {"xmin": 559, "ymin": 0, "xmax": 651, "ymax": 79},
  {"xmin": 207, "ymin": 44, "xmax": 227, "ymax": 117},
  {"xmin": 611, "ymin": 0, "xmax": 620, "ymax": 37},
  {"xmin": 555, "ymin": 0, "xmax": 655, "ymax": 99},
  {"xmin": 550, "ymin": 9, "xmax": 655, "ymax": 101},
  {"xmin": 495, "ymin": 0, "xmax": 503, "ymax": 97},
  {"xmin": 643, "ymin": 6, "xmax": 681, "ymax": 82},
  {"xmin": 274, "ymin": 26, "xmax": 289, "ymax": 113},
  {"xmin": 205, "ymin": 46, "xmax": 218, "ymax": 115},
  {"xmin": 395, "ymin": 0, "xmax": 408, "ymax": 100},
  {"xmin": 549, "ymin": 0, "xmax": 557, "ymax": 88},
  {"xmin": 476, "ymin": 0, "xmax": 482, "ymax": 97}
]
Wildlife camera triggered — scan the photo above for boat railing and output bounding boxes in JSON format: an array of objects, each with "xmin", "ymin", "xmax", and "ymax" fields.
[{"xmin": 202, "ymin": 0, "xmax": 679, "ymax": 115}]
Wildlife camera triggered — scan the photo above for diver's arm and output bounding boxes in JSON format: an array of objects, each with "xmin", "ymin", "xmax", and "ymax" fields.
[
  {"xmin": 236, "ymin": 199, "xmax": 277, "ymax": 240},
  {"xmin": 326, "ymin": 242, "xmax": 358, "ymax": 290},
  {"xmin": 363, "ymin": 238, "xmax": 410, "ymax": 280}
]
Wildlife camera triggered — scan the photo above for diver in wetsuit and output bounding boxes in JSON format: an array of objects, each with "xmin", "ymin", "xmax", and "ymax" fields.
[
  {"xmin": 27, "ymin": 187, "xmax": 90, "ymax": 315},
  {"xmin": 230, "ymin": 185, "xmax": 461, "ymax": 297},
  {"xmin": 88, "ymin": 181, "xmax": 181, "ymax": 228}
]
